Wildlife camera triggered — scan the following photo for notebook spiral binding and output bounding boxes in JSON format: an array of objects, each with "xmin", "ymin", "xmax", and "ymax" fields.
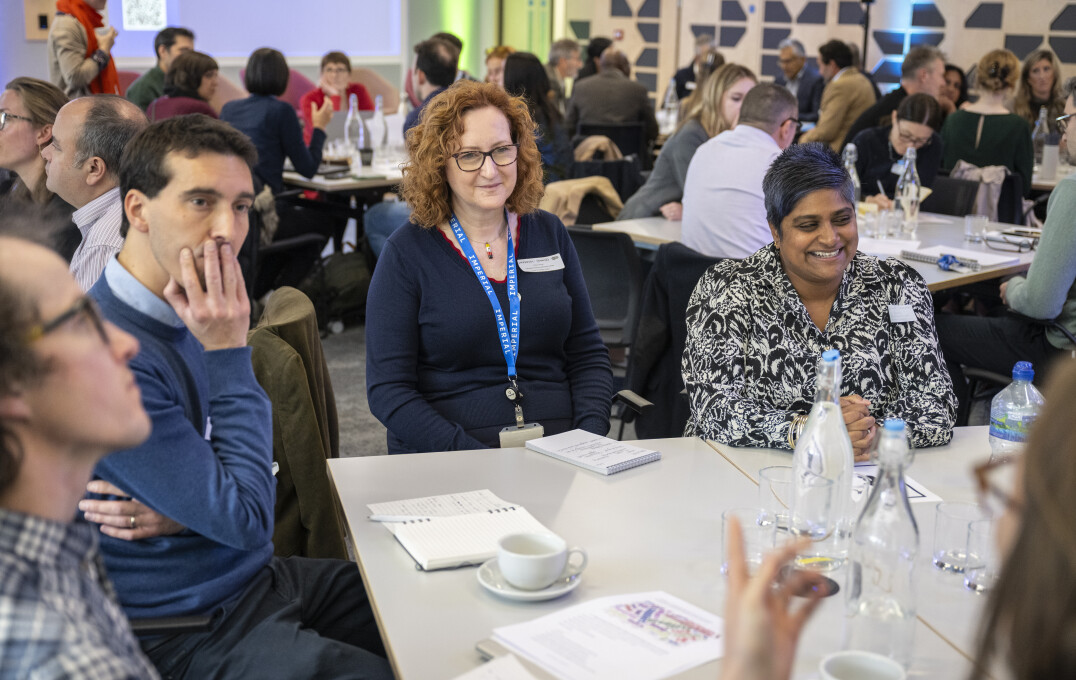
[{"xmin": 899, "ymin": 250, "xmax": 982, "ymax": 271}]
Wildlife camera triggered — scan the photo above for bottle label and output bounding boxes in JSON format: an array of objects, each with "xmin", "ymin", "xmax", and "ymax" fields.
[{"xmin": 989, "ymin": 414, "xmax": 1033, "ymax": 442}]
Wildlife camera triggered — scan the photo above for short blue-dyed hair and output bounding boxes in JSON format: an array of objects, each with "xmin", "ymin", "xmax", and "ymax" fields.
[{"xmin": 763, "ymin": 142, "xmax": 855, "ymax": 234}]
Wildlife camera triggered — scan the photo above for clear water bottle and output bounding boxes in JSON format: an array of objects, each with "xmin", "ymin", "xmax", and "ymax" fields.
[
  {"xmin": 792, "ymin": 349, "xmax": 855, "ymax": 571},
  {"xmin": 988, "ymin": 361, "xmax": 1045, "ymax": 456},
  {"xmin": 842, "ymin": 143, "xmax": 861, "ymax": 203},
  {"xmin": 895, "ymin": 147, "xmax": 921, "ymax": 235},
  {"xmin": 344, "ymin": 93, "xmax": 370, "ymax": 168},
  {"xmin": 1032, "ymin": 107, "xmax": 1049, "ymax": 166},
  {"xmin": 660, "ymin": 77, "xmax": 679, "ymax": 135},
  {"xmin": 368, "ymin": 94, "xmax": 388, "ymax": 158},
  {"xmin": 844, "ymin": 418, "xmax": 919, "ymax": 668}
]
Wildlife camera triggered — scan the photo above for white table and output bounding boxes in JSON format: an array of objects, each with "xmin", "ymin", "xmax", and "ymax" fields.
[
  {"xmin": 711, "ymin": 426, "xmax": 994, "ymax": 672},
  {"xmin": 593, "ymin": 214, "xmax": 1033, "ymax": 292},
  {"xmin": 329, "ymin": 434, "xmax": 985, "ymax": 679},
  {"xmin": 1031, "ymin": 163, "xmax": 1074, "ymax": 191}
]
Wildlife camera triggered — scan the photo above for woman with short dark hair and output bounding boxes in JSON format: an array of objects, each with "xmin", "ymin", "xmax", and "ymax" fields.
[
  {"xmin": 366, "ymin": 80, "xmax": 612, "ymax": 454},
  {"xmin": 683, "ymin": 142, "xmax": 955, "ymax": 455},
  {"xmin": 146, "ymin": 50, "xmax": 219, "ymax": 121}
]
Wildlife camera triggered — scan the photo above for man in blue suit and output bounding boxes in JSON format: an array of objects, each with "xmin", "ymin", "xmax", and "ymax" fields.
[{"xmin": 774, "ymin": 38, "xmax": 823, "ymax": 123}]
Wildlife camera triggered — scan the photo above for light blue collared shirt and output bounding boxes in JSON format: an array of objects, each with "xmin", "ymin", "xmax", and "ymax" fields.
[{"xmin": 102, "ymin": 257, "xmax": 184, "ymax": 329}]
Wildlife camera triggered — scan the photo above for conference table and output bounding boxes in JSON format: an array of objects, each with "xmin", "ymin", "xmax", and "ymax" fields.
[
  {"xmin": 328, "ymin": 428, "xmax": 994, "ymax": 679},
  {"xmin": 1031, "ymin": 163, "xmax": 1074, "ymax": 192},
  {"xmin": 594, "ymin": 213, "xmax": 1035, "ymax": 292}
]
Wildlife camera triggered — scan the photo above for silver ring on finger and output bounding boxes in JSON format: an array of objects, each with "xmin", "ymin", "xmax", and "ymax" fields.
[{"xmin": 129, "ymin": 515, "xmax": 137, "ymax": 529}]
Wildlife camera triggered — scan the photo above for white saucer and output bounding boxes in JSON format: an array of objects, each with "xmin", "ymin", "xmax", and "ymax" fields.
[{"xmin": 477, "ymin": 558, "xmax": 583, "ymax": 601}]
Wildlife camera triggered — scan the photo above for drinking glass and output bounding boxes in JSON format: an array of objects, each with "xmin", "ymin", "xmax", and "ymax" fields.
[
  {"xmin": 789, "ymin": 472, "xmax": 837, "ymax": 570},
  {"xmin": 932, "ymin": 501, "xmax": 987, "ymax": 572},
  {"xmin": 758, "ymin": 466, "xmax": 793, "ymax": 534},
  {"xmin": 964, "ymin": 214, "xmax": 988, "ymax": 243},
  {"xmin": 721, "ymin": 507, "xmax": 774, "ymax": 576},
  {"xmin": 964, "ymin": 518, "xmax": 999, "ymax": 593}
]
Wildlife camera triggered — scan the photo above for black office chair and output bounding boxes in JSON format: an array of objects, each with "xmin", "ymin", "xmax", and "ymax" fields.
[
  {"xmin": 569, "ymin": 155, "xmax": 644, "ymax": 203},
  {"xmin": 995, "ymin": 172, "xmax": 1025, "ymax": 225},
  {"xmin": 921, "ymin": 177, "xmax": 980, "ymax": 217},
  {"xmin": 621, "ymin": 242, "xmax": 722, "ymax": 439},
  {"xmin": 566, "ymin": 227, "xmax": 644, "ymax": 350},
  {"xmin": 577, "ymin": 121, "xmax": 651, "ymax": 169}
]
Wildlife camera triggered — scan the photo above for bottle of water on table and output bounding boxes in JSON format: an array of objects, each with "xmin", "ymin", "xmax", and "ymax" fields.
[
  {"xmin": 844, "ymin": 418, "xmax": 919, "ymax": 668},
  {"xmin": 989, "ymin": 361, "xmax": 1045, "ymax": 457}
]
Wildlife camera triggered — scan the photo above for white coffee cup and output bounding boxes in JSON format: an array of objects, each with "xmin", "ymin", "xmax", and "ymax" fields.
[
  {"xmin": 820, "ymin": 651, "xmax": 906, "ymax": 680},
  {"xmin": 497, "ymin": 532, "xmax": 587, "ymax": 591}
]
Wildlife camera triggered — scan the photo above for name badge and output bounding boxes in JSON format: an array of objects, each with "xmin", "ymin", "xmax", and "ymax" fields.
[
  {"xmin": 517, "ymin": 254, "xmax": 565, "ymax": 272},
  {"xmin": 890, "ymin": 160, "xmax": 905, "ymax": 176},
  {"xmin": 686, "ymin": 81, "xmax": 697, "ymax": 91},
  {"xmin": 888, "ymin": 304, "xmax": 916, "ymax": 323}
]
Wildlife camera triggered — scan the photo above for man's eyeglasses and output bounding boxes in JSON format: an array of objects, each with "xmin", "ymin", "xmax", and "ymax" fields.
[
  {"xmin": 974, "ymin": 456, "xmax": 1022, "ymax": 518},
  {"xmin": 897, "ymin": 124, "xmax": 932, "ymax": 148},
  {"xmin": 783, "ymin": 117, "xmax": 803, "ymax": 134},
  {"xmin": 451, "ymin": 144, "xmax": 519, "ymax": 172},
  {"xmin": 0, "ymin": 111, "xmax": 33, "ymax": 132},
  {"xmin": 1056, "ymin": 113, "xmax": 1076, "ymax": 135},
  {"xmin": 25, "ymin": 295, "xmax": 110, "ymax": 346}
]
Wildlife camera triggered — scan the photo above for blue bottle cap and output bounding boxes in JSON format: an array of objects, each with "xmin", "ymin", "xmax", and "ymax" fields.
[
  {"xmin": 1013, "ymin": 361, "xmax": 1034, "ymax": 381},
  {"xmin": 883, "ymin": 418, "xmax": 905, "ymax": 431},
  {"xmin": 822, "ymin": 349, "xmax": 840, "ymax": 362}
]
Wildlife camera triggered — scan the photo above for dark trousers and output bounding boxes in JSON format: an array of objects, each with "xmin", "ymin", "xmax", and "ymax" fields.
[
  {"xmin": 141, "ymin": 557, "xmax": 392, "ymax": 680},
  {"xmin": 935, "ymin": 313, "xmax": 1066, "ymax": 409}
]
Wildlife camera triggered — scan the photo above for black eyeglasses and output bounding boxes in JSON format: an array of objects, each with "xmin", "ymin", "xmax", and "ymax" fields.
[
  {"xmin": 0, "ymin": 111, "xmax": 33, "ymax": 131},
  {"xmin": 897, "ymin": 124, "xmax": 932, "ymax": 148},
  {"xmin": 783, "ymin": 117, "xmax": 803, "ymax": 133},
  {"xmin": 985, "ymin": 236, "xmax": 1035, "ymax": 253},
  {"xmin": 450, "ymin": 144, "xmax": 519, "ymax": 172},
  {"xmin": 25, "ymin": 295, "xmax": 110, "ymax": 346},
  {"xmin": 1056, "ymin": 113, "xmax": 1075, "ymax": 135}
]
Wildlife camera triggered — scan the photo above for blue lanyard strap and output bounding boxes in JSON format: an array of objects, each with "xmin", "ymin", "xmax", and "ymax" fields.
[{"xmin": 449, "ymin": 213, "xmax": 520, "ymax": 379}]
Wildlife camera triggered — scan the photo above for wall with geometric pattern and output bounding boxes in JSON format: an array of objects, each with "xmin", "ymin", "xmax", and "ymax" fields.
[{"xmin": 563, "ymin": 0, "xmax": 1076, "ymax": 103}]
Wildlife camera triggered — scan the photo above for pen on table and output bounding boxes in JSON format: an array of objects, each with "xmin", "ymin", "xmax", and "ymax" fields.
[
  {"xmin": 876, "ymin": 180, "xmax": 887, "ymax": 198},
  {"xmin": 368, "ymin": 514, "xmax": 431, "ymax": 523}
]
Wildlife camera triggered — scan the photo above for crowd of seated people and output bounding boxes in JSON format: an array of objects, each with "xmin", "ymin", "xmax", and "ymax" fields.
[{"xmin": 6, "ymin": 2, "xmax": 1076, "ymax": 676}]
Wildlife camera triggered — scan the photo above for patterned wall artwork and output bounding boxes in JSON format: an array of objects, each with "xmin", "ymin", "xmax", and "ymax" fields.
[{"xmin": 562, "ymin": 0, "xmax": 1076, "ymax": 102}]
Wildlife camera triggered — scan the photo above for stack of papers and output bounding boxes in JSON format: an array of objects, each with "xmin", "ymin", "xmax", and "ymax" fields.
[
  {"xmin": 525, "ymin": 430, "xmax": 661, "ymax": 475},
  {"xmin": 489, "ymin": 591, "xmax": 724, "ymax": 679},
  {"xmin": 859, "ymin": 237, "xmax": 921, "ymax": 258}
]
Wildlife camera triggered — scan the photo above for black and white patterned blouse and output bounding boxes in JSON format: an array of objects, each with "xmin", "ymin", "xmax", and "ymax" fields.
[{"xmin": 683, "ymin": 244, "xmax": 956, "ymax": 449}]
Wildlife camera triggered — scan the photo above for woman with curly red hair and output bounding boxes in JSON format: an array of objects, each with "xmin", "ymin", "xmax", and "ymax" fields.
[{"xmin": 365, "ymin": 80, "xmax": 612, "ymax": 454}]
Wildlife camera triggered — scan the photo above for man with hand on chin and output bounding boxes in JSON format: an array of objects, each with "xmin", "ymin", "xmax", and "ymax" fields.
[{"xmin": 82, "ymin": 114, "xmax": 391, "ymax": 678}]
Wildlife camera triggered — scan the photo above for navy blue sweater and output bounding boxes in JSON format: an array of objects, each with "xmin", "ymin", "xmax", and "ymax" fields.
[
  {"xmin": 366, "ymin": 210, "xmax": 613, "ymax": 453},
  {"xmin": 221, "ymin": 94, "xmax": 326, "ymax": 193},
  {"xmin": 89, "ymin": 276, "xmax": 275, "ymax": 619}
]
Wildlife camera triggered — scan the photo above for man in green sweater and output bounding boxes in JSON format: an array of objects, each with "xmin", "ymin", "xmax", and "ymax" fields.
[
  {"xmin": 937, "ymin": 76, "xmax": 1076, "ymax": 410},
  {"xmin": 125, "ymin": 27, "xmax": 194, "ymax": 110}
]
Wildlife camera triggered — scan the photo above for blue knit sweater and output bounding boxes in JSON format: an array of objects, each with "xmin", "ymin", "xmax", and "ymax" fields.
[
  {"xmin": 89, "ymin": 275, "xmax": 275, "ymax": 620},
  {"xmin": 366, "ymin": 210, "xmax": 613, "ymax": 453}
]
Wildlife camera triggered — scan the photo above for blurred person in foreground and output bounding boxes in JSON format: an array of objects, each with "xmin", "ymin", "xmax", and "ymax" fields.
[
  {"xmin": 683, "ymin": 142, "xmax": 955, "ymax": 456},
  {"xmin": 0, "ymin": 225, "xmax": 157, "ymax": 678}
]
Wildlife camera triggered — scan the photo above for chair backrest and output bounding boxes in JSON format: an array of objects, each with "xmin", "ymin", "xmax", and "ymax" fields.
[
  {"xmin": 578, "ymin": 121, "xmax": 650, "ymax": 169},
  {"xmin": 996, "ymin": 172, "xmax": 1024, "ymax": 225},
  {"xmin": 625, "ymin": 241, "xmax": 722, "ymax": 439},
  {"xmin": 569, "ymin": 156, "xmax": 644, "ymax": 202},
  {"xmin": 207, "ymin": 73, "xmax": 248, "ymax": 114},
  {"xmin": 116, "ymin": 69, "xmax": 140, "ymax": 96},
  {"xmin": 350, "ymin": 67, "xmax": 400, "ymax": 115},
  {"xmin": 248, "ymin": 287, "xmax": 347, "ymax": 560},
  {"xmin": 920, "ymin": 176, "xmax": 980, "ymax": 218},
  {"xmin": 566, "ymin": 227, "xmax": 644, "ymax": 348}
]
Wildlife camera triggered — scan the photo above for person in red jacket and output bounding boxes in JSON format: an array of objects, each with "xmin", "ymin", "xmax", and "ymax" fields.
[{"xmin": 298, "ymin": 51, "xmax": 373, "ymax": 144}]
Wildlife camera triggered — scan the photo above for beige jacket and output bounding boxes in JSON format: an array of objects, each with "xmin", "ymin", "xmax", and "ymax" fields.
[
  {"xmin": 47, "ymin": 14, "xmax": 101, "ymax": 97},
  {"xmin": 800, "ymin": 69, "xmax": 876, "ymax": 151},
  {"xmin": 540, "ymin": 176, "xmax": 623, "ymax": 225}
]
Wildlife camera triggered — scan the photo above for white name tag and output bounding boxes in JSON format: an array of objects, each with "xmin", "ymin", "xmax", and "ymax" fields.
[
  {"xmin": 517, "ymin": 254, "xmax": 565, "ymax": 272},
  {"xmin": 888, "ymin": 304, "xmax": 916, "ymax": 323},
  {"xmin": 686, "ymin": 81, "xmax": 697, "ymax": 91}
]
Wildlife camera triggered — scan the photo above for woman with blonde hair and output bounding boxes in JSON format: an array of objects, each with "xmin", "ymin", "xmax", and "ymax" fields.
[
  {"xmin": 485, "ymin": 45, "xmax": 516, "ymax": 89},
  {"xmin": 365, "ymin": 80, "xmax": 612, "ymax": 454},
  {"xmin": 619, "ymin": 63, "xmax": 756, "ymax": 220},
  {"xmin": 0, "ymin": 77, "xmax": 78, "ymax": 258},
  {"xmin": 941, "ymin": 48, "xmax": 1033, "ymax": 197},
  {"xmin": 1014, "ymin": 48, "xmax": 1065, "ymax": 127}
]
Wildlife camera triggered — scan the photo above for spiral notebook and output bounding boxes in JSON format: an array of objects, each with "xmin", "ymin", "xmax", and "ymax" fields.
[
  {"xmin": 524, "ymin": 430, "xmax": 661, "ymax": 475},
  {"xmin": 367, "ymin": 490, "xmax": 551, "ymax": 571}
]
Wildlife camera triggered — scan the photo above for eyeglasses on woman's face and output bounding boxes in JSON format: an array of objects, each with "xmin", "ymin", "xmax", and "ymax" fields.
[
  {"xmin": 450, "ymin": 144, "xmax": 519, "ymax": 172},
  {"xmin": 897, "ymin": 124, "xmax": 932, "ymax": 148},
  {"xmin": 0, "ymin": 110, "xmax": 33, "ymax": 132}
]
